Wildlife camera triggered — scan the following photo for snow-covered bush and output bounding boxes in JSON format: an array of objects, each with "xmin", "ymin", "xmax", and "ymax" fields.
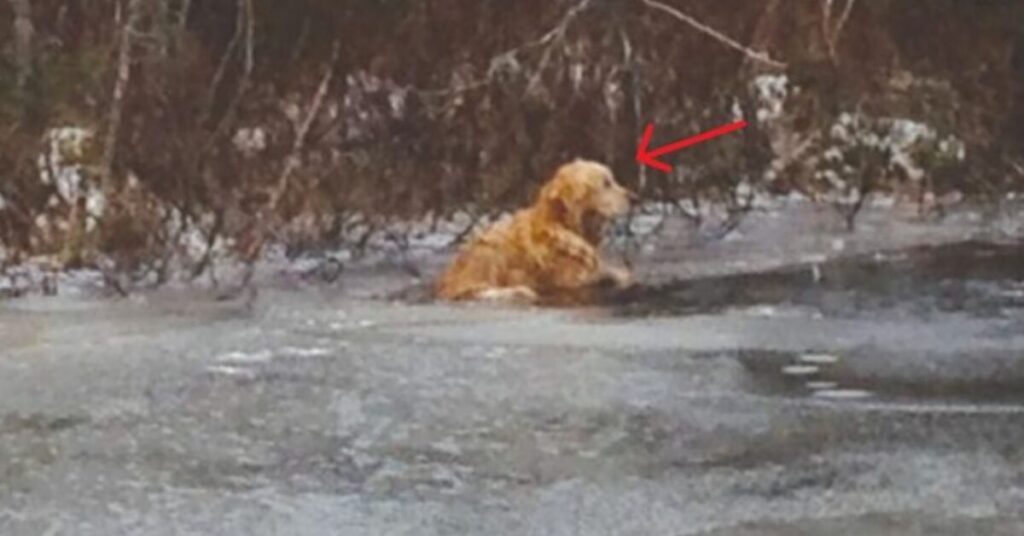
[
  {"xmin": 815, "ymin": 112, "xmax": 966, "ymax": 226},
  {"xmin": 753, "ymin": 74, "xmax": 791, "ymax": 123},
  {"xmin": 33, "ymin": 126, "xmax": 104, "ymax": 259},
  {"xmin": 745, "ymin": 69, "xmax": 968, "ymax": 228}
]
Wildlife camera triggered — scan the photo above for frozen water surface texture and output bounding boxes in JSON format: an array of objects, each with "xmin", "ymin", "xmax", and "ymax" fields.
[{"xmin": 1, "ymin": 202, "xmax": 1023, "ymax": 535}]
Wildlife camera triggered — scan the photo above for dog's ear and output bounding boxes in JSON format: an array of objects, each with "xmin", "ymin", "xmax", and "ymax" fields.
[
  {"xmin": 540, "ymin": 169, "xmax": 586, "ymax": 232},
  {"xmin": 580, "ymin": 210, "xmax": 606, "ymax": 245}
]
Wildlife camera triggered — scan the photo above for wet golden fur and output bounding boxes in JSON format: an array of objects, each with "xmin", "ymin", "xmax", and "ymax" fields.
[{"xmin": 436, "ymin": 159, "xmax": 632, "ymax": 303}]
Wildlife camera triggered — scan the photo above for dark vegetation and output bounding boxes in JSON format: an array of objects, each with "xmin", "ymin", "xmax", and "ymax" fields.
[{"xmin": 1, "ymin": 0, "xmax": 1022, "ymax": 284}]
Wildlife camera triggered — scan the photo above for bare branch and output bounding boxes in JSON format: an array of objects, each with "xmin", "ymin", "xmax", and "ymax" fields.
[
  {"xmin": 178, "ymin": 0, "xmax": 192, "ymax": 32},
  {"xmin": 526, "ymin": 0, "xmax": 593, "ymax": 94},
  {"xmin": 7, "ymin": 0, "xmax": 33, "ymax": 92},
  {"xmin": 641, "ymin": 0, "xmax": 787, "ymax": 69},
  {"xmin": 201, "ymin": 0, "xmax": 245, "ymax": 124},
  {"xmin": 1009, "ymin": 160, "xmax": 1024, "ymax": 179},
  {"xmin": 417, "ymin": 0, "xmax": 595, "ymax": 101},
  {"xmin": 835, "ymin": 0, "xmax": 856, "ymax": 43},
  {"xmin": 821, "ymin": 0, "xmax": 856, "ymax": 62},
  {"xmin": 188, "ymin": 209, "xmax": 224, "ymax": 280},
  {"xmin": 446, "ymin": 208, "xmax": 496, "ymax": 247},
  {"xmin": 822, "ymin": 0, "xmax": 834, "ymax": 57},
  {"xmin": 271, "ymin": 39, "xmax": 342, "ymax": 210},
  {"xmin": 240, "ymin": 38, "xmax": 342, "ymax": 269},
  {"xmin": 100, "ymin": 0, "xmax": 146, "ymax": 194}
]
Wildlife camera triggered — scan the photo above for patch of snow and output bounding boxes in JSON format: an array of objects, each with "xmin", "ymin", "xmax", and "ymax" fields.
[
  {"xmin": 85, "ymin": 189, "xmax": 107, "ymax": 227},
  {"xmin": 800, "ymin": 353, "xmax": 840, "ymax": 365},
  {"xmin": 752, "ymin": 74, "xmax": 788, "ymax": 122},
  {"xmin": 39, "ymin": 126, "xmax": 94, "ymax": 201},
  {"xmin": 800, "ymin": 254, "xmax": 829, "ymax": 264},
  {"xmin": 56, "ymin": 269, "xmax": 105, "ymax": 297},
  {"xmin": 409, "ymin": 231, "xmax": 454, "ymax": 250},
  {"xmin": 730, "ymin": 98, "xmax": 744, "ymax": 121},
  {"xmin": 738, "ymin": 305, "xmax": 778, "ymax": 317},
  {"xmin": 782, "ymin": 364, "xmax": 819, "ymax": 376},
  {"xmin": 279, "ymin": 346, "xmax": 332, "ymax": 358},
  {"xmin": 431, "ymin": 437, "xmax": 463, "ymax": 457},
  {"xmin": 823, "ymin": 147, "xmax": 843, "ymax": 162},
  {"xmin": 233, "ymin": 127, "xmax": 267, "ymax": 156},
  {"xmin": 870, "ymin": 195, "xmax": 897, "ymax": 208},
  {"xmin": 722, "ymin": 230, "xmax": 744, "ymax": 242},
  {"xmin": 786, "ymin": 191, "xmax": 809, "ymax": 203},
  {"xmin": 216, "ymin": 349, "xmax": 274, "ymax": 364},
  {"xmin": 328, "ymin": 319, "xmax": 376, "ymax": 331},
  {"xmin": 206, "ymin": 365, "xmax": 258, "ymax": 379},
  {"xmin": 628, "ymin": 213, "xmax": 664, "ymax": 236},
  {"xmin": 813, "ymin": 388, "xmax": 873, "ymax": 400}
]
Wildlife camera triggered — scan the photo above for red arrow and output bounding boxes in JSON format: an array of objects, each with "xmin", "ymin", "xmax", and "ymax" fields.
[{"xmin": 636, "ymin": 120, "xmax": 749, "ymax": 172}]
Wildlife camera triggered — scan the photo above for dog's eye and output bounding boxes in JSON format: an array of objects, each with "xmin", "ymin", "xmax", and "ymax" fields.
[{"xmin": 602, "ymin": 177, "xmax": 612, "ymax": 188}]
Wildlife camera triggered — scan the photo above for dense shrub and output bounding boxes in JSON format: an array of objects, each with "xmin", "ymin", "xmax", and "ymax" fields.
[{"xmin": 1, "ymin": 0, "xmax": 1022, "ymax": 278}]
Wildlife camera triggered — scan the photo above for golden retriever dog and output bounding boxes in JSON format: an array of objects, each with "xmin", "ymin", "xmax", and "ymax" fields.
[{"xmin": 436, "ymin": 159, "xmax": 633, "ymax": 304}]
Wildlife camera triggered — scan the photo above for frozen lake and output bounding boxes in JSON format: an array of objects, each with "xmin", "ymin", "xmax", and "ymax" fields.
[{"xmin": 1, "ymin": 200, "xmax": 1022, "ymax": 535}]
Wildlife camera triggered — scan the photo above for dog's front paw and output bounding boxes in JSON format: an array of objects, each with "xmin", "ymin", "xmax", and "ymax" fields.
[{"xmin": 603, "ymin": 266, "xmax": 632, "ymax": 289}]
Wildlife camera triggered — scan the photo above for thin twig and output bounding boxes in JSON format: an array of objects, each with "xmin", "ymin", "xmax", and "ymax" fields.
[
  {"xmin": 834, "ymin": 0, "xmax": 856, "ymax": 43},
  {"xmin": 526, "ymin": 0, "xmax": 593, "ymax": 94},
  {"xmin": 204, "ymin": 0, "xmax": 254, "ymax": 150},
  {"xmin": 417, "ymin": 0, "xmax": 595, "ymax": 100},
  {"xmin": 270, "ymin": 39, "xmax": 342, "ymax": 210},
  {"xmin": 822, "ymin": 0, "xmax": 834, "ymax": 58},
  {"xmin": 242, "ymin": 38, "xmax": 341, "ymax": 268},
  {"xmin": 822, "ymin": 0, "xmax": 856, "ymax": 62},
  {"xmin": 641, "ymin": 0, "xmax": 786, "ymax": 69},
  {"xmin": 201, "ymin": 0, "xmax": 244, "ymax": 124},
  {"xmin": 446, "ymin": 208, "xmax": 493, "ymax": 247},
  {"xmin": 177, "ymin": 0, "xmax": 192, "ymax": 32},
  {"xmin": 832, "ymin": 0, "xmax": 856, "ymax": 56},
  {"xmin": 1011, "ymin": 160, "xmax": 1024, "ymax": 178},
  {"xmin": 189, "ymin": 208, "xmax": 224, "ymax": 279}
]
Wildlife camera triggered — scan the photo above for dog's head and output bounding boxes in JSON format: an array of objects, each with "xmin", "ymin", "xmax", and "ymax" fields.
[{"xmin": 538, "ymin": 159, "xmax": 633, "ymax": 234}]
